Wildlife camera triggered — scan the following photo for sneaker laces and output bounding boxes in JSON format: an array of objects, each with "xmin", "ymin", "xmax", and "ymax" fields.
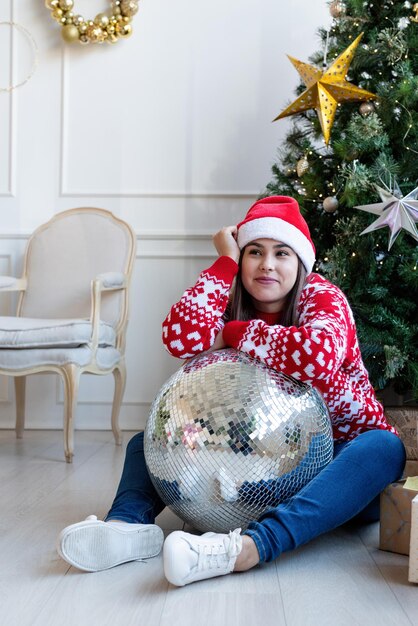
[{"xmin": 196, "ymin": 528, "xmax": 242, "ymax": 573}]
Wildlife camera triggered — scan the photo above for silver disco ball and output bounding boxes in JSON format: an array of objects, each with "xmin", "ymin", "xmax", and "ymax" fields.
[{"xmin": 144, "ymin": 349, "xmax": 333, "ymax": 533}]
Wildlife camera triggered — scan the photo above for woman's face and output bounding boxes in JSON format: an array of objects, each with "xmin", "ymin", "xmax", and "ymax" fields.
[{"xmin": 241, "ymin": 238, "xmax": 299, "ymax": 313}]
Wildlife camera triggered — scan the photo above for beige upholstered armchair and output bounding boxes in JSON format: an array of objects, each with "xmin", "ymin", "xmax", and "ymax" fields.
[{"xmin": 0, "ymin": 208, "xmax": 136, "ymax": 462}]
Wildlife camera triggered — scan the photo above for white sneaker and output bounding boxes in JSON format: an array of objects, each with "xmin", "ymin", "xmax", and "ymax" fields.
[
  {"xmin": 163, "ymin": 528, "xmax": 242, "ymax": 586},
  {"xmin": 57, "ymin": 515, "xmax": 164, "ymax": 572}
]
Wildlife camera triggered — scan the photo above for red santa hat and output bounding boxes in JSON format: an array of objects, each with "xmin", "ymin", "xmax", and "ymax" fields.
[{"xmin": 237, "ymin": 196, "xmax": 316, "ymax": 273}]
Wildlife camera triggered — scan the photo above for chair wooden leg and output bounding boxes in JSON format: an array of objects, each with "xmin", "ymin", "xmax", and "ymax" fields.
[
  {"xmin": 61, "ymin": 364, "xmax": 80, "ymax": 463},
  {"xmin": 15, "ymin": 376, "xmax": 26, "ymax": 439},
  {"xmin": 111, "ymin": 361, "xmax": 126, "ymax": 446}
]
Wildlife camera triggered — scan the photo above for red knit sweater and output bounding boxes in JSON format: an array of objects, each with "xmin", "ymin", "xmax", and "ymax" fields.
[{"xmin": 162, "ymin": 256, "xmax": 396, "ymax": 442}]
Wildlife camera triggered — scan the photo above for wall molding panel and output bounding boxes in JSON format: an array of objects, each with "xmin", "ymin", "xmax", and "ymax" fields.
[{"xmin": 0, "ymin": 0, "xmax": 17, "ymax": 197}]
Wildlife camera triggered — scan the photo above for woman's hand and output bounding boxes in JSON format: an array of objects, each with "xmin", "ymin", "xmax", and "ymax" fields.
[
  {"xmin": 212, "ymin": 226, "xmax": 240, "ymax": 262},
  {"xmin": 186, "ymin": 330, "xmax": 226, "ymax": 363},
  {"xmin": 210, "ymin": 329, "xmax": 227, "ymax": 352}
]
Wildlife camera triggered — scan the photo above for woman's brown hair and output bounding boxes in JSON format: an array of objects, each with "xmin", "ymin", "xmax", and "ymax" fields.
[{"xmin": 224, "ymin": 248, "xmax": 307, "ymax": 327}]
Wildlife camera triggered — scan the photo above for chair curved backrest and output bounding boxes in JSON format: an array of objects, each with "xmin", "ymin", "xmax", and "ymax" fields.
[{"xmin": 18, "ymin": 208, "xmax": 136, "ymax": 345}]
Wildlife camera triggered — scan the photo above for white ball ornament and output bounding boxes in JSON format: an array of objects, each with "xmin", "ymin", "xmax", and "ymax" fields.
[
  {"xmin": 329, "ymin": 1, "xmax": 346, "ymax": 18},
  {"xmin": 323, "ymin": 196, "xmax": 339, "ymax": 213}
]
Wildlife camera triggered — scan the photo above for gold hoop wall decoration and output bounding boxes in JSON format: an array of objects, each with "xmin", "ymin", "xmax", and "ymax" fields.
[
  {"xmin": 0, "ymin": 22, "xmax": 39, "ymax": 92},
  {"xmin": 45, "ymin": 0, "xmax": 140, "ymax": 45}
]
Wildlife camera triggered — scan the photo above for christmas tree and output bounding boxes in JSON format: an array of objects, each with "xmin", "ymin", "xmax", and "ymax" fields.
[{"xmin": 265, "ymin": 0, "xmax": 418, "ymax": 400}]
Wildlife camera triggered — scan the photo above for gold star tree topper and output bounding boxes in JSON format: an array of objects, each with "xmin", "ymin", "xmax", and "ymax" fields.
[
  {"xmin": 273, "ymin": 33, "xmax": 377, "ymax": 145},
  {"xmin": 355, "ymin": 182, "xmax": 418, "ymax": 250}
]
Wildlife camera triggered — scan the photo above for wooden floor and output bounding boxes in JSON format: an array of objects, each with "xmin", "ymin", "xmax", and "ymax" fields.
[{"xmin": 1, "ymin": 429, "xmax": 417, "ymax": 626}]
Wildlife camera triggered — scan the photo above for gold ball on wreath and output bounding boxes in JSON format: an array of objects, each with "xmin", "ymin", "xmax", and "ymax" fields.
[
  {"xmin": 59, "ymin": 0, "xmax": 74, "ymax": 10},
  {"xmin": 51, "ymin": 8, "xmax": 64, "ymax": 20},
  {"xmin": 86, "ymin": 23, "xmax": 107, "ymax": 43},
  {"xmin": 61, "ymin": 14, "xmax": 74, "ymax": 25},
  {"xmin": 61, "ymin": 23, "xmax": 79, "ymax": 42},
  {"xmin": 120, "ymin": 0, "xmax": 139, "ymax": 17},
  {"xmin": 95, "ymin": 13, "xmax": 110, "ymax": 28},
  {"xmin": 116, "ymin": 22, "xmax": 133, "ymax": 37}
]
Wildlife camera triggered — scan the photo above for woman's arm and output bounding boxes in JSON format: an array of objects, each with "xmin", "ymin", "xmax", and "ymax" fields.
[
  {"xmin": 162, "ymin": 256, "xmax": 238, "ymax": 358},
  {"xmin": 222, "ymin": 276, "xmax": 354, "ymax": 382},
  {"xmin": 162, "ymin": 226, "xmax": 240, "ymax": 359}
]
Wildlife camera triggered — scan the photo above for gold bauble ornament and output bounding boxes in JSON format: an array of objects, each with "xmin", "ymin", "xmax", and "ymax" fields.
[
  {"xmin": 61, "ymin": 13, "xmax": 74, "ymax": 25},
  {"xmin": 61, "ymin": 23, "xmax": 79, "ymax": 42},
  {"xmin": 59, "ymin": 0, "xmax": 74, "ymax": 10},
  {"xmin": 323, "ymin": 197, "xmax": 339, "ymax": 213},
  {"xmin": 296, "ymin": 156, "xmax": 309, "ymax": 177},
  {"xmin": 410, "ymin": 3, "xmax": 418, "ymax": 23},
  {"xmin": 116, "ymin": 22, "xmax": 132, "ymax": 37},
  {"xmin": 120, "ymin": 0, "xmax": 139, "ymax": 17},
  {"xmin": 273, "ymin": 33, "xmax": 377, "ymax": 146},
  {"xmin": 359, "ymin": 101, "xmax": 375, "ymax": 117},
  {"xmin": 95, "ymin": 13, "xmax": 110, "ymax": 28},
  {"xmin": 86, "ymin": 23, "xmax": 107, "ymax": 43},
  {"xmin": 45, "ymin": 0, "xmax": 139, "ymax": 44},
  {"xmin": 329, "ymin": 1, "xmax": 346, "ymax": 19},
  {"xmin": 51, "ymin": 8, "xmax": 64, "ymax": 20}
]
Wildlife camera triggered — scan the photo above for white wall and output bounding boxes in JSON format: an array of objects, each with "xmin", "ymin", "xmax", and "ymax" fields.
[{"xmin": 0, "ymin": 0, "xmax": 330, "ymax": 431}]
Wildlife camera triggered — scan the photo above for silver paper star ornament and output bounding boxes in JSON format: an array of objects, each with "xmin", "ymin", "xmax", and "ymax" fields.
[{"xmin": 355, "ymin": 183, "xmax": 418, "ymax": 250}]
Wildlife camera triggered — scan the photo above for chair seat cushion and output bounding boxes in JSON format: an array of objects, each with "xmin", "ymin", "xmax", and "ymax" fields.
[
  {"xmin": 0, "ymin": 317, "xmax": 116, "ymax": 348},
  {"xmin": 0, "ymin": 346, "xmax": 121, "ymax": 371}
]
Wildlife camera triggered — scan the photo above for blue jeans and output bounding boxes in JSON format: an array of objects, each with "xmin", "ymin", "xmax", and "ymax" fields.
[{"xmin": 106, "ymin": 429, "xmax": 405, "ymax": 563}]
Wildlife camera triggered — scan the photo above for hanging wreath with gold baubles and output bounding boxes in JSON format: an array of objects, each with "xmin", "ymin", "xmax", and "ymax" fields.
[{"xmin": 45, "ymin": 0, "xmax": 140, "ymax": 45}]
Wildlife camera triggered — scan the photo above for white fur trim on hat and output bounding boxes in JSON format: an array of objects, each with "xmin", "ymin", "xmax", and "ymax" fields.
[{"xmin": 237, "ymin": 217, "xmax": 315, "ymax": 274}]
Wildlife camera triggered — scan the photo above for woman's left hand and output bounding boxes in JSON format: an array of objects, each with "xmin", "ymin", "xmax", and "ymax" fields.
[
  {"xmin": 203, "ymin": 330, "xmax": 227, "ymax": 354},
  {"xmin": 212, "ymin": 226, "xmax": 240, "ymax": 262}
]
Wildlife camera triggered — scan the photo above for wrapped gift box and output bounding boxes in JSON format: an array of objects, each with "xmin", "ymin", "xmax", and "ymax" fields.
[
  {"xmin": 379, "ymin": 478, "xmax": 418, "ymax": 556},
  {"xmin": 404, "ymin": 460, "xmax": 418, "ymax": 478},
  {"xmin": 384, "ymin": 407, "xmax": 418, "ymax": 460},
  {"xmin": 409, "ymin": 494, "xmax": 418, "ymax": 584}
]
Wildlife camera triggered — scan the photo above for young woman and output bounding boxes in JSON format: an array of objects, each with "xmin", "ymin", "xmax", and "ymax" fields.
[{"xmin": 57, "ymin": 196, "xmax": 405, "ymax": 586}]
